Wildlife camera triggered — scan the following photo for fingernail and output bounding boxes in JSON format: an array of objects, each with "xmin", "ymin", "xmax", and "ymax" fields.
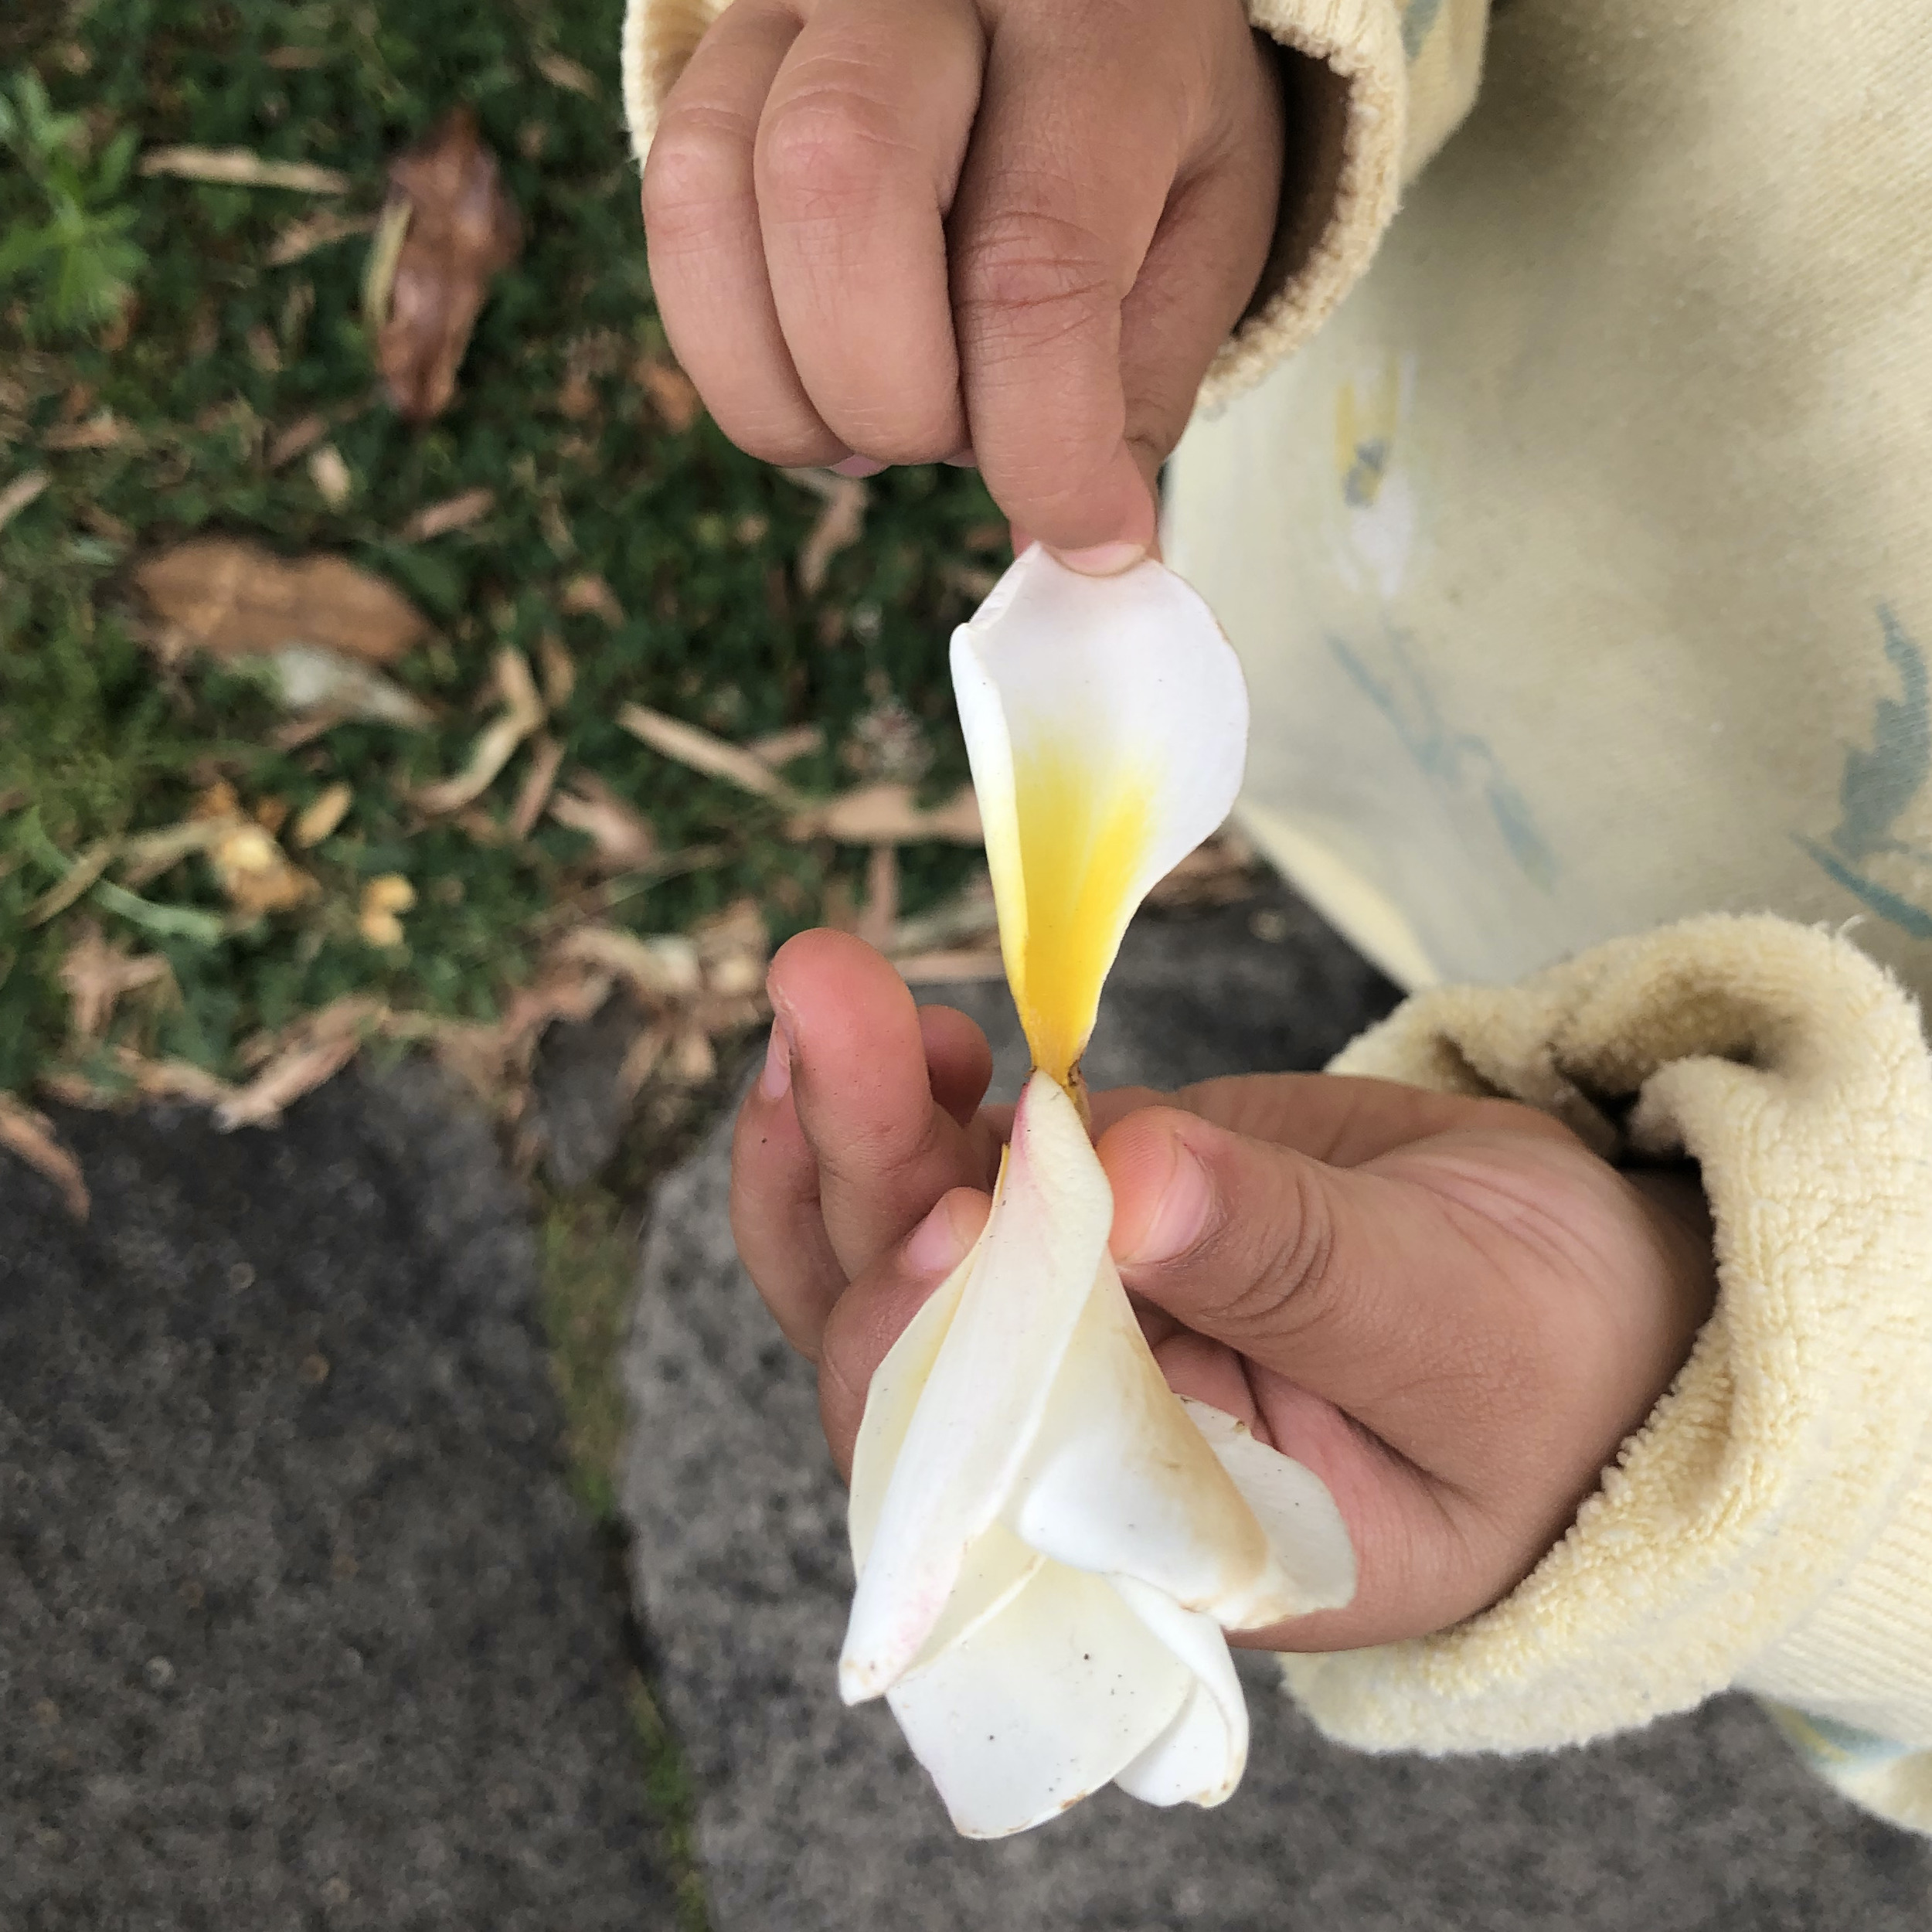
[
  {"xmin": 1124, "ymin": 1140, "xmax": 1213, "ymax": 1265},
  {"xmin": 832, "ymin": 454, "xmax": 886, "ymax": 479},
  {"xmin": 903, "ymin": 1196, "xmax": 975, "ymax": 1276},
  {"xmin": 1050, "ymin": 539, "xmax": 1146, "ymax": 577},
  {"xmin": 942, "ymin": 447, "xmax": 977, "ymax": 469},
  {"xmin": 759, "ymin": 1015, "xmax": 792, "ymax": 1100}
]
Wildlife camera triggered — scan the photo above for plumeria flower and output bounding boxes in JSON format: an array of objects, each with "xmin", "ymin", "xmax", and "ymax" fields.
[{"xmin": 841, "ymin": 546, "xmax": 1357, "ymax": 1838}]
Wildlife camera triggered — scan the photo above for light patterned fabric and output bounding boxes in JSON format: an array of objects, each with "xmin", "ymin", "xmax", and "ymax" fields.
[{"xmin": 1163, "ymin": 0, "xmax": 1932, "ymax": 1835}]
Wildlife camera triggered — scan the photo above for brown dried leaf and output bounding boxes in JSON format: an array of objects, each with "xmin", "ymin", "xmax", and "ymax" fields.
[
  {"xmin": 358, "ymin": 875, "xmax": 416, "ymax": 947},
  {"xmin": 792, "ymin": 471, "xmax": 868, "ymax": 594},
  {"xmin": 0, "ymin": 1094, "xmax": 89, "ymax": 1218},
  {"xmin": 292, "ymin": 782, "xmax": 353, "ymax": 848},
  {"xmin": 535, "ymin": 50, "xmax": 599, "ymax": 95},
  {"xmin": 0, "ymin": 469, "xmax": 49, "ymax": 533},
  {"xmin": 552, "ymin": 927, "xmax": 701, "ymax": 1005},
  {"xmin": 267, "ymin": 207, "xmax": 376, "ymax": 267},
  {"xmin": 136, "ymin": 539, "xmax": 430, "ymax": 666},
  {"xmin": 619, "ymin": 703, "xmax": 801, "ymax": 804},
  {"xmin": 209, "ymin": 821, "xmax": 318, "ymax": 915},
  {"xmin": 412, "ymin": 648, "xmax": 544, "ymax": 814},
  {"xmin": 667, "ymin": 1026, "xmax": 717, "ymax": 1085},
  {"xmin": 617, "ymin": 1022, "xmax": 672, "ymax": 1100},
  {"xmin": 634, "ymin": 353, "xmax": 702, "ymax": 434},
  {"xmin": 693, "ymin": 898, "xmax": 769, "ymax": 995},
  {"xmin": 547, "ymin": 771, "xmax": 657, "ymax": 871},
  {"xmin": 399, "ymin": 486, "xmax": 494, "ymax": 543},
  {"xmin": 216, "ymin": 1032, "xmax": 363, "ymax": 1130},
  {"xmin": 856, "ymin": 844, "xmax": 899, "ymax": 952},
  {"xmin": 117, "ymin": 819, "xmax": 223, "ymax": 890},
  {"xmin": 508, "ymin": 734, "xmax": 565, "ymax": 841},
  {"xmin": 270, "ymin": 645, "xmax": 436, "ymax": 728},
  {"xmin": 42, "ymin": 410, "xmax": 128, "ymax": 451},
  {"xmin": 113, "ymin": 1049, "xmax": 238, "ymax": 1107},
  {"xmin": 895, "ymin": 947, "xmax": 1009, "ymax": 986},
  {"xmin": 267, "ymin": 413, "xmax": 328, "ymax": 468},
  {"xmin": 307, "ymin": 442, "xmax": 352, "ymax": 506},
  {"xmin": 785, "ymin": 781, "xmax": 981, "ymax": 845},
  {"xmin": 60, "ymin": 923, "xmax": 175, "ymax": 1040},
  {"xmin": 139, "ymin": 147, "xmax": 350, "ymax": 193},
  {"xmin": 746, "ymin": 723, "xmax": 823, "ymax": 767},
  {"xmin": 559, "ymin": 572, "xmax": 624, "ymax": 624},
  {"xmin": 374, "ymin": 109, "xmax": 522, "ymax": 423},
  {"xmin": 537, "ymin": 632, "xmax": 575, "ymax": 709}
]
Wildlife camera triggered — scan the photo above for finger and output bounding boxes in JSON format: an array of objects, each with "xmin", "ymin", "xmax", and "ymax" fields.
[
  {"xmin": 948, "ymin": 19, "xmax": 1185, "ymax": 558},
  {"xmin": 771, "ymin": 930, "xmax": 1000, "ymax": 1278},
  {"xmin": 642, "ymin": 0, "xmax": 845, "ymax": 466},
  {"xmin": 917, "ymin": 1005, "xmax": 994, "ymax": 1127},
  {"xmin": 818, "ymin": 1185, "xmax": 992, "ymax": 1479},
  {"xmin": 755, "ymin": 0, "xmax": 983, "ymax": 462},
  {"xmin": 1113, "ymin": 138, "xmax": 1283, "ymax": 488},
  {"xmin": 730, "ymin": 1032, "xmax": 847, "ymax": 1358}
]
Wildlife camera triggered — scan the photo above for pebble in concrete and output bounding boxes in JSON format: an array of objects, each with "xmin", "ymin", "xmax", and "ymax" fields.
[
  {"xmin": 0, "ymin": 1063, "xmax": 672, "ymax": 1930},
  {"xmin": 622, "ymin": 893, "xmax": 1932, "ymax": 1931}
]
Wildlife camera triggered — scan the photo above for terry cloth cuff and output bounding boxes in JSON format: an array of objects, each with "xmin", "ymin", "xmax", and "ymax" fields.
[{"xmin": 1282, "ymin": 915, "xmax": 1932, "ymax": 1771}]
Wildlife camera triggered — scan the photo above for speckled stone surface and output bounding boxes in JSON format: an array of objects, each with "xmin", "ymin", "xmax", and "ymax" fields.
[
  {"xmin": 621, "ymin": 890, "xmax": 1932, "ymax": 1932},
  {"xmin": 0, "ymin": 1063, "xmax": 670, "ymax": 1931}
]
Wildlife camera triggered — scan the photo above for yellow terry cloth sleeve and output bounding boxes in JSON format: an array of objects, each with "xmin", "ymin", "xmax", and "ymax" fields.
[
  {"xmin": 618, "ymin": 0, "xmax": 1490, "ymax": 411},
  {"xmin": 1292, "ymin": 914, "xmax": 1932, "ymax": 1835}
]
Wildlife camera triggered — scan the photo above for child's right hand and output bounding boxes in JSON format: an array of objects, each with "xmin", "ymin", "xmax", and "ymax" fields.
[
  {"xmin": 733, "ymin": 932, "xmax": 1723, "ymax": 1652},
  {"xmin": 641, "ymin": 0, "xmax": 1287, "ymax": 565}
]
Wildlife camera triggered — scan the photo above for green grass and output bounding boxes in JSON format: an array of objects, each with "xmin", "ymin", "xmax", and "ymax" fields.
[
  {"xmin": 0, "ymin": 0, "xmax": 998, "ymax": 1100},
  {"xmin": 2, "ymin": 3, "xmax": 1006, "ymax": 1913}
]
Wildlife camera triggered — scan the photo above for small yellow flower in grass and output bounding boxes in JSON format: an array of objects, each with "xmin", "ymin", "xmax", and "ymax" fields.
[
  {"xmin": 841, "ymin": 547, "xmax": 1357, "ymax": 1838},
  {"xmin": 358, "ymin": 875, "xmax": 417, "ymax": 947}
]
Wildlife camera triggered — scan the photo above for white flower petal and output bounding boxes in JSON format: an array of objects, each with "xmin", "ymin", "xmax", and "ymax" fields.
[
  {"xmin": 847, "ymin": 1238, "xmax": 975, "ymax": 1573},
  {"xmin": 841, "ymin": 1074, "xmax": 1112, "ymax": 1701},
  {"xmin": 951, "ymin": 545, "xmax": 1248, "ymax": 1083},
  {"xmin": 886, "ymin": 1560, "xmax": 1191, "ymax": 1839},
  {"xmin": 1110, "ymin": 1577, "xmax": 1247, "ymax": 1808},
  {"xmin": 1006, "ymin": 1251, "xmax": 1293, "ymax": 1628},
  {"xmin": 1179, "ymin": 1398, "xmax": 1358, "ymax": 1616}
]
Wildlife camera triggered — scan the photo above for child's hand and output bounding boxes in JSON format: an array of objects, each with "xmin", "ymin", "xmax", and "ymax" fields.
[
  {"xmin": 641, "ymin": 0, "xmax": 1286, "ymax": 562},
  {"xmin": 733, "ymin": 931, "xmax": 1720, "ymax": 1651}
]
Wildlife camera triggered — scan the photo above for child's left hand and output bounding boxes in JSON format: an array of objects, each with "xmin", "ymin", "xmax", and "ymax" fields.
[{"xmin": 733, "ymin": 930, "xmax": 1719, "ymax": 1650}]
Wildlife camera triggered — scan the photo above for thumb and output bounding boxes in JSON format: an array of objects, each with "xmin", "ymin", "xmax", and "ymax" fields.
[{"xmin": 1098, "ymin": 1106, "xmax": 1532, "ymax": 1478}]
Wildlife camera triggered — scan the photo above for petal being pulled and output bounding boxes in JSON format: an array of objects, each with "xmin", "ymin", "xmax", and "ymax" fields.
[
  {"xmin": 951, "ymin": 546, "xmax": 1248, "ymax": 1086},
  {"xmin": 841, "ymin": 1073, "xmax": 1113, "ymax": 1701}
]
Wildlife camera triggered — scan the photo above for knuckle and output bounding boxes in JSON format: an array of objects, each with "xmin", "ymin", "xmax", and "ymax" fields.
[
  {"xmin": 756, "ymin": 83, "xmax": 915, "ymax": 219},
  {"xmin": 954, "ymin": 202, "xmax": 1117, "ymax": 347},
  {"xmin": 1209, "ymin": 1160, "xmax": 1340, "ymax": 1341},
  {"xmin": 642, "ymin": 104, "xmax": 754, "ymax": 248}
]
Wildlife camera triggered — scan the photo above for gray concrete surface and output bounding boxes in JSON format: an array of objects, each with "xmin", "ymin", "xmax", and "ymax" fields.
[
  {"xmin": 0, "ymin": 1063, "xmax": 671, "ymax": 1930},
  {"xmin": 622, "ymin": 889, "xmax": 1932, "ymax": 1931}
]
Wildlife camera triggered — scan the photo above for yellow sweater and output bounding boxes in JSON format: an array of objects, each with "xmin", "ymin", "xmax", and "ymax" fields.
[{"xmin": 621, "ymin": 0, "xmax": 1932, "ymax": 1835}]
